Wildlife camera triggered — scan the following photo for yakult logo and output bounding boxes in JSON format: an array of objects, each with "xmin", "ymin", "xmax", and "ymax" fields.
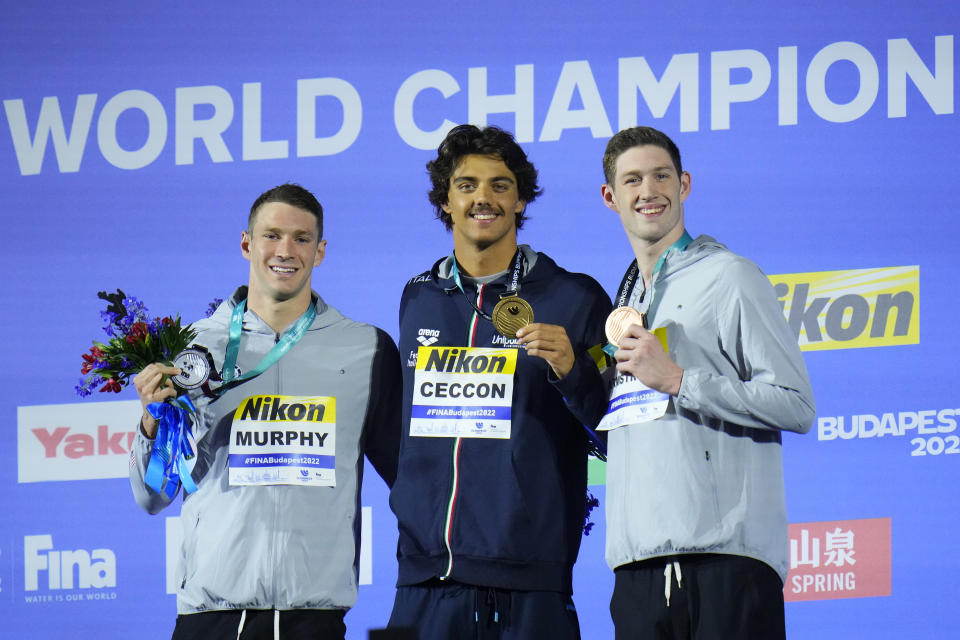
[
  {"xmin": 18, "ymin": 400, "xmax": 140, "ymax": 482},
  {"xmin": 770, "ymin": 266, "xmax": 918, "ymax": 351},
  {"xmin": 24, "ymin": 535, "xmax": 116, "ymax": 592},
  {"xmin": 784, "ymin": 518, "xmax": 891, "ymax": 602}
]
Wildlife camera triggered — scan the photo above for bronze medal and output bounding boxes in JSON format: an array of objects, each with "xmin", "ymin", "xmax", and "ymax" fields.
[
  {"xmin": 492, "ymin": 296, "xmax": 534, "ymax": 337},
  {"xmin": 605, "ymin": 306, "xmax": 645, "ymax": 347}
]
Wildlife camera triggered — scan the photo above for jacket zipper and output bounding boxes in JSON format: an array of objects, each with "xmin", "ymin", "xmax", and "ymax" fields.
[
  {"xmin": 270, "ymin": 329, "xmax": 282, "ymax": 601},
  {"xmin": 441, "ymin": 282, "xmax": 485, "ymax": 579}
]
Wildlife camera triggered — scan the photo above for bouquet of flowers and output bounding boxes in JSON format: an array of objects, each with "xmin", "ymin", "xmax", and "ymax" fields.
[
  {"xmin": 77, "ymin": 289, "xmax": 223, "ymax": 498},
  {"xmin": 76, "ymin": 289, "xmax": 199, "ymax": 397}
]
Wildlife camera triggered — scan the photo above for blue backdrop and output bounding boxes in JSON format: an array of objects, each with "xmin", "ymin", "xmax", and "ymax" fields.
[{"xmin": 2, "ymin": 2, "xmax": 957, "ymax": 638}]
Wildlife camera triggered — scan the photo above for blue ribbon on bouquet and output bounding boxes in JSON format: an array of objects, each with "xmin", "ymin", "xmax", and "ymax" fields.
[{"xmin": 144, "ymin": 395, "xmax": 200, "ymax": 498}]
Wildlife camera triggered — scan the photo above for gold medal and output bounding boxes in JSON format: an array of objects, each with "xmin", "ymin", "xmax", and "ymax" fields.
[
  {"xmin": 492, "ymin": 296, "xmax": 534, "ymax": 337},
  {"xmin": 605, "ymin": 306, "xmax": 645, "ymax": 347}
]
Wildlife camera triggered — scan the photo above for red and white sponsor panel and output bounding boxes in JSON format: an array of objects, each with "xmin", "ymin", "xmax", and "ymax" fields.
[
  {"xmin": 17, "ymin": 400, "xmax": 140, "ymax": 483},
  {"xmin": 785, "ymin": 518, "xmax": 892, "ymax": 602}
]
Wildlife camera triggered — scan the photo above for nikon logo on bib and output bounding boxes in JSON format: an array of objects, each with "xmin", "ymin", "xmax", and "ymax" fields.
[
  {"xmin": 228, "ymin": 395, "xmax": 337, "ymax": 487},
  {"xmin": 411, "ymin": 347, "xmax": 517, "ymax": 438}
]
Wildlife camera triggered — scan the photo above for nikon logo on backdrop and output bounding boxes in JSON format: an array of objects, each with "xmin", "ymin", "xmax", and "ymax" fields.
[{"xmin": 770, "ymin": 266, "xmax": 919, "ymax": 351}]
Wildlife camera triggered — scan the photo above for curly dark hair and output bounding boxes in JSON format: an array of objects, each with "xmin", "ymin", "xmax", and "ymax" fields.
[
  {"xmin": 427, "ymin": 125, "xmax": 542, "ymax": 230},
  {"xmin": 248, "ymin": 183, "xmax": 323, "ymax": 239}
]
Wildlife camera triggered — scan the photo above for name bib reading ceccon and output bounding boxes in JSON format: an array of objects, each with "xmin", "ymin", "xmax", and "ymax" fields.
[
  {"xmin": 411, "ymin": 346, "xmax": 517, "ymax": 439},
  {"xmin": 228, "ymin": 395, "xmax": 336, "ymax": 487}
]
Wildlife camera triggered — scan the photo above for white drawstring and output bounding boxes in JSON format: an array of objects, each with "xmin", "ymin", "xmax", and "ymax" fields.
[
  {"xmin": 236, "ymin": 609, "xmax": 281, "ymax": 639},
  {"xmin": 663, "ymin": 561, "xmax": 683, "ymax": 607},
  {"xmin": 236, "ymin": 610, "xmax": 247, "ymax": 640}
]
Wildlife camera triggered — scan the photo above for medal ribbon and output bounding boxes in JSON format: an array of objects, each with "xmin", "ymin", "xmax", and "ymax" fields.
[
  {"xmin": 144, "ymin": 394, "xmax": 200, "ymax": 497},
  {"xmin": 220, "ymin": 297, "xmax": 317, "ymax": 386},
  {"xmin": 604, "ymin": 231, "xmax": 693, "ymax": 356},
  {"xmin": 614, "ymin": 231, "xmax": 694, "ymax": 309},
  {"xmin": 450, "ymin": 249, "xmax": 525, "ymax": 321},
  {"xmin": 142, "ymin": 298, "xmax": 317, "ymax": 496}
]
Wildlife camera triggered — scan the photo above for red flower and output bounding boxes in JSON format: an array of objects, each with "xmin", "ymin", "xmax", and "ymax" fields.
[
  {"xmin": 125, "ymin": 321, "xmax": 150, "ymax": 344},
  {"xmin": 81, "ymin": 346, "xmax": 106, "ymax": 373},
  {"xmin": 100, "ymin": 378, "xmax": 123, "ymax": 393}
]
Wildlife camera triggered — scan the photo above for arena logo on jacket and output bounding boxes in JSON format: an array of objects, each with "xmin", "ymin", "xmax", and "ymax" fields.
[
  {"xmin": 771, "ymin": 266, "xmax": 918, "ymax": 351},
  {"xmin": 416, "ymin": 328, "xmax": 440, "ymax": 347},
  {"xmin": 228, "ymin": 395, "xmax": 336, "ymax": 486},
  {"xmin": 410, "ymin": 346, "xmax": 517, "ymax": 438}
]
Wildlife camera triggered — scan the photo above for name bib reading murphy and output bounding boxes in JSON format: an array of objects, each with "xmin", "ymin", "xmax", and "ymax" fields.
[
  {"xmin": 228, "ymin": 395, "xmax": 336, "ymax": 487},
  {"xmin": 598, "ymin": 327, "xmax": 671, "ymax": 431},
  {"xmin": 411, "ymin": 346, "xmax": 517, "ymax": 438}
]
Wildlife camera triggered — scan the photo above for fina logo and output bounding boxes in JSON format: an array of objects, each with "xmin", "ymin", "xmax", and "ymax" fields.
[
  {"xmin": 24, "ymin": 535, "xmax": 117, "ymax": 602},
  {"xmin": 417, "ymin": 328, "xmax": 440, "ymax": 347}
]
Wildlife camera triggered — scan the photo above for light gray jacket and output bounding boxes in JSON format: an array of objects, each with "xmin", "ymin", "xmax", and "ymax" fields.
[
  {"xmin": 130, "ymin": 288, "xmax": 400, "ymax": 613},
  {"xmin": 605, "ymin": 236, "xmax": 815, "ymax": 581}
]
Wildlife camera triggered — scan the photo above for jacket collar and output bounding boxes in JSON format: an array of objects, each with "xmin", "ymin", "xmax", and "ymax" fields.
[{"xmin": 431, "ymin": 244, "xmax": 540, "ymax": 286}]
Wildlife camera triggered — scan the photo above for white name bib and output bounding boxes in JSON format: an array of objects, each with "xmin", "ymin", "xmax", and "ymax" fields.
[
  {"xmin": 598, "ymin": 327, "xmax": 670, "ymax": 431},
  {"xmin": 228, "ymin": 395, "xmax": 337, "ymax": 486},
  {"xmin": 411, "ymin": 346, "xmax": 517, "ymax": 438}
]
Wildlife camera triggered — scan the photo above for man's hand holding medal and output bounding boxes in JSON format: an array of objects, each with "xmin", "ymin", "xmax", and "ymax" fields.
[
  {"xmin": 133, "ymin": 363, "xmax": 183, "ymax": 437},
  {"xmin": 605, "ymin": 307, "xmax": 683, "ymax": 397},
  {"xmin": 516, "ymin": 323, "xmax": 576, "ymax": 379}
]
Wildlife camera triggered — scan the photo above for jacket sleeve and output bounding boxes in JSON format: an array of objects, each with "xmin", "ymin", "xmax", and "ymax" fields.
[
  {"xmin": 674, "ymin": 259, "xmax": 816, "ymax": 434},
  {"xmin": 550, "ymin": 279, "xmax": 613, "ymax": 431},
  {"xmin": 361, "ymin": 328, "xmax": 402, "ymax": 487},
  {"xmin": 129, "ymin": 424, "xmax": 180, "ymax": 515}
]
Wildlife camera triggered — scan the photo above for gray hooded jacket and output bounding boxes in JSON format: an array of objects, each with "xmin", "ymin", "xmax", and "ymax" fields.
[
  {"xmin": 129, "ymin": 288, "xmax": 400, "ymax": 613},
  {"xmin": 605, "ymin": 236, "xmax": 815, "ymax": 581}
]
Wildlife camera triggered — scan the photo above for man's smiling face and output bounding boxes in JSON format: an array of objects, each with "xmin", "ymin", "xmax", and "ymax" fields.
[
  {"xmin": 602, "ymin": 144, "xmax": 691, "ymax": 249},
  {"xmin": 442, "ymin": 154, "xmax": 525, "ymax": 255},
  {"xmin": 241, "ymin": 201, "xmax": 325, "ymax": 306}
]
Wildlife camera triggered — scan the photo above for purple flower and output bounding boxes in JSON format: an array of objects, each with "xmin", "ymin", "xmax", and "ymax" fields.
[
  {"xmin": 110, "ymin": 296, "xmax": 150, "ymax": 335},
  {"xmin": 75, "ymin": 374, "xmax": 103, "ymax": 398},
  {"xmin": 149, "ymin": 316, "xmax": 174, "ymax": 337},
  {"xmin": 582, "ymin": 490, "xmax": 600, "ymax": 536},
  {"xmin": 100, "ymin": 310, "xmax": 120, "ymax": 336},
  {"xmin": 205, "ymin": 298, "xmax": 224, "ymax": 317}
]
